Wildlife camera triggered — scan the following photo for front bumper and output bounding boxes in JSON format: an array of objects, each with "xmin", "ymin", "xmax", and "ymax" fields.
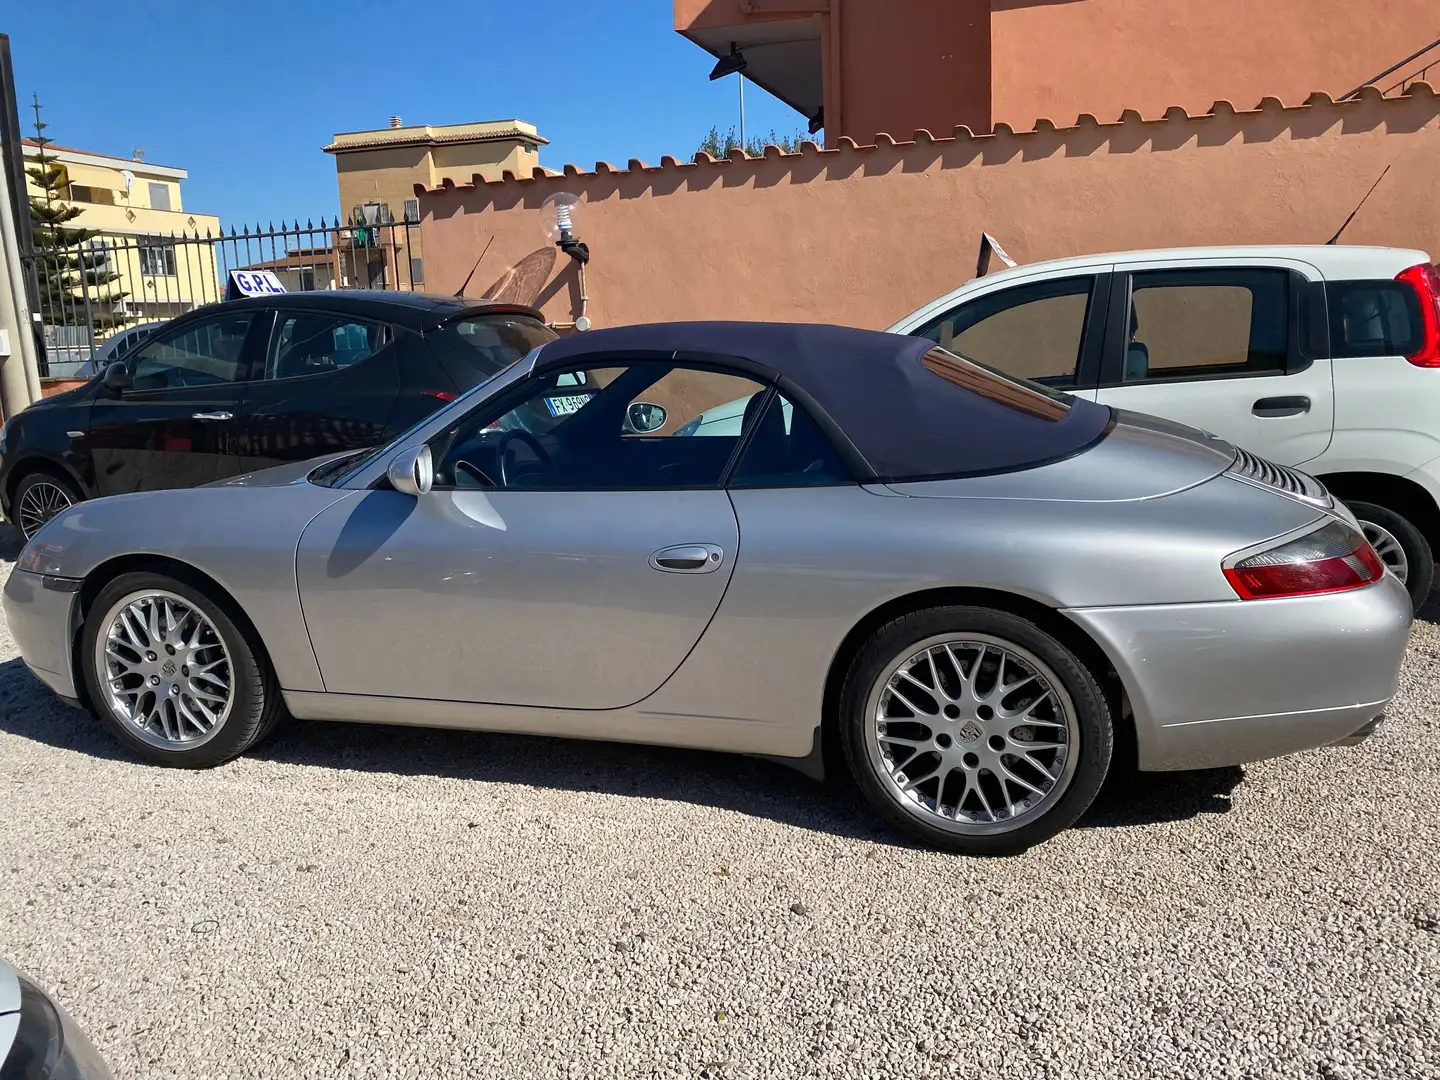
[
  {"xmin": 2, "ymin": 568, "xmax": 81, "ymax": 700},
  {"xmin": 1065, "ymin": 572, "xmax": 1412, "ymax": 772}
]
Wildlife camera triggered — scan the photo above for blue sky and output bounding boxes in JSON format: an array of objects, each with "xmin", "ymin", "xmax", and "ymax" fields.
[{"xmin": 8, "ymin": 0, "xmax": 803, "ymax": 228}]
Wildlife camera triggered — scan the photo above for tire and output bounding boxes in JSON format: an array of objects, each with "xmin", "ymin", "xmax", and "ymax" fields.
[
  {"xmin": 1347, "ymin": 501, "xmax": 1434, "ymax": 612},
  {"xmin": 80, "ymin": 571, "xmax": 285, "ymax": 767},
  {"xmin": 839, "ymin": 606, "xmax": 1113, "ymax": 856},
  {"xmin": 13, "ymin": 469, "xmax": 82, "ymax": 540}
]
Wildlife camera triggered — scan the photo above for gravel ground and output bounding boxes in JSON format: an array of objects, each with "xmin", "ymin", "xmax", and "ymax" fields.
[{"xmin": 1, "ymin": 535, "xmax": 1438, "ymax": 1080}]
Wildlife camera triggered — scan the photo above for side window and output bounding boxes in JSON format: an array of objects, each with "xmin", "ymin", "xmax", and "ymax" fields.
[
  {"xmin": 130, "ymin": 313, "xmax": 254, "ymax": 391},
  {"xmin": 730, "ymin": 393, "xmax": 852, "ymax": 487},
  {"xmin": 1121, "ymin": 268, "xmax": 1289, "ymax": 383},
  {"xmin": 433, "ymin": 362, "xmax": 767, "ymax": 491},
  {"xmin": 266, "ymin": 314, "xmax": 387, "ymax": 380},
  {"xmin": 1328, "ymin": 280, "xmax": 1422, "ymax": 358},
  {"xmin": 917, "ymin": 276, "xmax": 1094, "ymax": 387}
]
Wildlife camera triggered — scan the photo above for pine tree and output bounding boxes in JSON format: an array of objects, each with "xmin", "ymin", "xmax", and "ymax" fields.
[{"xmin": 26, "ymin": 96, "xmax": 128, "ymax": 329}]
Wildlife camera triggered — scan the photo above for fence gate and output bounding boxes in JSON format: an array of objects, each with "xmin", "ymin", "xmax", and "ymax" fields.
[{"xmin": 19, "ymin": 218, "xmax": 423, "ymax": 377}]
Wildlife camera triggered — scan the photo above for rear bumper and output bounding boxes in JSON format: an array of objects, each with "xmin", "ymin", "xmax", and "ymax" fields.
[
  {"xmin": 2, "ymin": 568, "xmax": 80, "ymax": 700},
  {"xmin": 1065, "ymin": 573, "xmax": 1412, "ymax": 772}
]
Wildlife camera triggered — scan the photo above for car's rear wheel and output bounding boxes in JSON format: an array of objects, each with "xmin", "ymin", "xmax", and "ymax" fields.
[
  {"xmin": 1347, "ymin": 501, "xmax": 1433, "ymax": 612},
  {"xmin": 14, "ymin": 470, "xmax": 81, "ymax": 540},
  {"xmin": 840, "ymin": 606, "xmax": 1113, "ymax": 855},
  {"xmin": 80, "ymin": 571, "xmax": 285, "ymax": 767}
]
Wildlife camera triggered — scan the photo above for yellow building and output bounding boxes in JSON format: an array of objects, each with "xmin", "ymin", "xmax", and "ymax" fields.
[
  {"xmin": 22, "ymin": 139, "xmax": 222, "ymax": 324},
  {"xmin": 322, "ymin": 117, "xmax": 548, "ymax": 290}
]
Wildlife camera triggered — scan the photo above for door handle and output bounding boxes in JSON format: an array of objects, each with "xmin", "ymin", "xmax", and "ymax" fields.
[
  {"xmin": 650, "ymin": 544, "xmax": 725, "ymax": 574},
  {"xmin": 191, "ymin": 411, "xmax": 234, "ymax": 421},
  {"xmin": 1252, "ymin": 396, "xmax": 1310, "ymax": 418}
]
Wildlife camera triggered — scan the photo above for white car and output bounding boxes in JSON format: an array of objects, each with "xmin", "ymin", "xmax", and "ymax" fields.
[{"xmin": 888, "ymin": 245, "xmax": 1440, "ymax": 611}]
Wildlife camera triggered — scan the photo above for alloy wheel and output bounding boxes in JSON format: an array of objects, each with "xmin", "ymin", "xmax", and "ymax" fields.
[
  {"xmin": 94, "ymin": 590, "xmax": 234, "ymax": 750},
  {"xmin": 17, "ymin": 479, "xmax": 72, "ymax": 539},
  {"xmin": 1360, "ymin": 519, "xmax": 1409, "ymax": 585},
  {"xmin": 864, "ymin": 633, "xmax": 1080, "ymax": 835}
]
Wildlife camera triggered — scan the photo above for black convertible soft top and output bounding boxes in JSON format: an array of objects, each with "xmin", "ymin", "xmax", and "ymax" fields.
[{"xmin": 534, "ymin": 322, "xmax": 1114, "ymax": 483}]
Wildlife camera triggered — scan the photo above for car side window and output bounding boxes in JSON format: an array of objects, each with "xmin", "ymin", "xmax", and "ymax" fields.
[
  {"xmin": 432, "ymin": 362, "xmax": 768, "ymax": 490},
  {"xmin": 916, "ymin": 276, "xmax": 1095, "ymax": 388},
  {"xmin": 1119, "ymin": 268, "xmax": 1289, "ymax": 383},
  {"xmin": 265, "ymin": 314, "xmax": 388, "ymax": 380},
  {"xmin": 129, "ymin": 313, "xmax": 254, "ymax": 391},
  {"xmin": 729, "ymin": 393, "xmax": 852, "ymax": 487}
]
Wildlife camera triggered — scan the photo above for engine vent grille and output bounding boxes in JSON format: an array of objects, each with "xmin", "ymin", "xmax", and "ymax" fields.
[{"xmin": 1229, "ymin": 447, "xmax": 1330, "ymax": 505}]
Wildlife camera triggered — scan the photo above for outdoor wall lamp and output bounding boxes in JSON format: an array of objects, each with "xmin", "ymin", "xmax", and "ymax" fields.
[
  {"xmin": 541, "ymin": 192, "xmax": 591, "ymax": 331},
  {"xmin": 708, "ymin": 43, "xmax": 747, "ymax": 81},
  {"xmin": 542, "ymin": 191, "xmax": 588, "ymax": 266}
]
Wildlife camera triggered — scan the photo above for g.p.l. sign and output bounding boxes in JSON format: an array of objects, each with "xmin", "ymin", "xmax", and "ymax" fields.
[{"xmin": 225, "ymin": 270, "xmax": 287, "ymax": 300}]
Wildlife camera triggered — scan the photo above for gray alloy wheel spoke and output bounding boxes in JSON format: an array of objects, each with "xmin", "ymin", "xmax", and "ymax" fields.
[
  {"xmin": 1361, "ymin": 521, "xmax": 1409, "ymax": 584},
  {"xmin": 18, "ymin": 480, "xmax": 73, "ymax": 537},
  {"xmin": 866, "ymin": 633, "xmax": 1082, "ymax": 836},
  {"xmin": 94, "ymin": 590, "xmax": 235, "ymax": 751}
]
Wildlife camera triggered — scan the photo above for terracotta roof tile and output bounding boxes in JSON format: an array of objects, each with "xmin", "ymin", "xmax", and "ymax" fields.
[{"xmin": 412, "ymin": 83, "xmax": 1440, "ymax": 197}]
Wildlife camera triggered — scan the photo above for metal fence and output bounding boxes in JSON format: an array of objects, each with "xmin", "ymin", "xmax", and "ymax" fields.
[{"xmin": 19, "ymin": 218, "xmax": 423, "ymax": 377}]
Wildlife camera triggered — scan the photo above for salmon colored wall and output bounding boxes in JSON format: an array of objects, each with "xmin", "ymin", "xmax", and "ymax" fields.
[
  {"xmin": 832, "ymin": 0, "xmax": 991, "ymax": 141},
  {"xmin": 418, "ymin": 88, "xmax": 1440, "ymax": 334},
  {"xmin": 991, "ymin": 0, "xmax": 1440, "ymax": 129}
]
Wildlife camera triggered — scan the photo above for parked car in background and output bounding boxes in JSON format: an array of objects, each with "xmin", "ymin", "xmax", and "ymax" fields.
[
  {"xmin": 0, "ymin": 291, "xmax": 552, "ymax": 538},
  {"xmin": 5, "ymin": 323, "xmax": 1409, "ymax": 855},
  {"xmin": 70, "ymin": 321, "xmax": 167, "ymax": 379},
  {"xmin": 889, "ymin": 246, "xmax": 1440, "ymax": 611},
  {"xmin": 1, "ymin": 958, "xmax": 113, "ymax": 1078}
]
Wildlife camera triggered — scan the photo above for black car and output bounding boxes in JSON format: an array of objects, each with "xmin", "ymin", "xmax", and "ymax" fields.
[{"xmin": 0, "ymin": 291, "xmax": 554, "ymax": 537}]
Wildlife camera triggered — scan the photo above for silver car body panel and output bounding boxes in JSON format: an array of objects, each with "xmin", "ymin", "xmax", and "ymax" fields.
[
  {"xmin": 3, "ymin": 378, "xmax": 1411, "ymax": 772},
  {"xmin": 8, "ymin": 463, "xmax": 353, "ymax": 693},
  {"xmin": 294, "ymin": 488, "xmax": 742, "ymax": 708},
  {"xmin": 1068, "ymin": 573, "xmax": 1411, "ymax": 770},
  {"xmin": 5, "ymin": 568, "xmax": 81, "ymax": 699}
]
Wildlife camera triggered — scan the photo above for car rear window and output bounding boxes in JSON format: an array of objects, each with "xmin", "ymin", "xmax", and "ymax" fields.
[
  {"xmin": 1328, "ymin": 279, "xmax": 1422, "ymax": 357},
  {"xmin": 425, "ymin": 314, "xmax": 557, "ymax": 382},
  {"xmin": 920, "ymin": 346, "xmax": 1074, "ymax": 422}
]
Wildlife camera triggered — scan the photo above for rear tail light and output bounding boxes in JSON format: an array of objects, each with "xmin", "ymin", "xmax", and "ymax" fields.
[
  {"xmin": 1224, "ymin": 520, "xmax": 1384, "ymax": 600},
  {"xmin": 423, "ymin": 390, "xmax": 458, "ymax": 403},
  {"xmin": 1397, "ymin": 263, "xmax": 1440, "ymax": 367}
]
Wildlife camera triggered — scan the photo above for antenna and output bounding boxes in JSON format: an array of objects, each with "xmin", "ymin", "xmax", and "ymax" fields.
[
  {"xmin": 1326, "ymin": 165, "xmax": 1391, "ymax": 245},
  {"xmin": 454, "ymin": 235, "xmax": 495, "ymax": 297}
]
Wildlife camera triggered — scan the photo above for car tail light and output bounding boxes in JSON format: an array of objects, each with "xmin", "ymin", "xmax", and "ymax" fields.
[
  {"xmin": 1397, "ymin": 263, "xmax": 1440, "ymax": 367},
  {"xmin": 1224, "ymin": 520, "xmax": 1384, "ymax": 600},
  {"xmin": 423, "ymin": 390, "xmax": 458, "ymax": 402}
]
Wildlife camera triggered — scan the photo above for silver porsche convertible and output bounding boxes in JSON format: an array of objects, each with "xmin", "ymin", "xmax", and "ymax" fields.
[{"xmin": 3, "ymin": 322, "xmax": 1412, "ymax": 854}]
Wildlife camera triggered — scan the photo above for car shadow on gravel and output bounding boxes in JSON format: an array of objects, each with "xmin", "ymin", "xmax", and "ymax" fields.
[
  {"xmin": 0, "ymin": 524, "xmax": 25, "ymax": 564},
  {"xmin": 0, "ymin": 651, "xmax": 1246, "ymax": 847}
]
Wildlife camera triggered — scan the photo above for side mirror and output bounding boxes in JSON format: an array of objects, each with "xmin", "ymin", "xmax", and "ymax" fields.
[
  {"xmin": 624, "ymin": 401, "xmax": 667, "ymax": 434},
  {"xmin": 387, "ymin": 444, "xmax": 433, "ymax": 497},
  {"xmin": 103, "ymin": 361, "xmax": 131, "ymax": 393}
]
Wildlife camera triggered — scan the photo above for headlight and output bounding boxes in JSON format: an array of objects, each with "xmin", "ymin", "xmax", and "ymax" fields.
[
  {"xmin": 674, "ymin": 417, "xmax": 702, "ymax": 438},
  {"xmin": 4, "ymin": 973, "xmax": 114, "ymax": 1079},
  {"xmin": 0, "ymin": 419, "xmax": 10, "ymax": 455},
  {"xmin": 17, "ymin": 540, "xmax": 67, "ymax": 576}
]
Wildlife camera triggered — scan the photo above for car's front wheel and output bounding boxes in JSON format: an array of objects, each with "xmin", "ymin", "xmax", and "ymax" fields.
[
  {"xmin": 13, "ymin": 469, "xmax": 81, "ymax": 540},
  {"xmin": 80, "ymin": 571, "xmax": 285, "ymax": 767},
  {"xmin": 840, "ymin": 606, "xmax": 1113, "ymax": 855},
  {"xmin": 1346, "ymin": 501, "xmax": 1434, "ymax": 612}
]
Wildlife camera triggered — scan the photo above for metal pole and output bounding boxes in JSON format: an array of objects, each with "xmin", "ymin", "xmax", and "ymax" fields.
[{"xmin": 738, "ymin": 74, "xmax": 746, "ymax": 148}]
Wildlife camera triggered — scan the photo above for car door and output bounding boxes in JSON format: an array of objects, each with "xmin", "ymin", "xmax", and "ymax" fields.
[
  {"xmin": 907, "ymin": 271, "xmax": 1111, "ymax": 401},
  {"xmin": 294, "ymin": 359, "xmax": 770, "ymax": 709},
  {"xmin": 1092, "ymin": 260, "xmax": 1335, "ymax": 465},
  {"xmin": 233, "ymin": 309, "xmax": 400, "ymax": 474},
  {"xmin": 87, "ymin": 309, "xmax": 262, "ymax": 496}
]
